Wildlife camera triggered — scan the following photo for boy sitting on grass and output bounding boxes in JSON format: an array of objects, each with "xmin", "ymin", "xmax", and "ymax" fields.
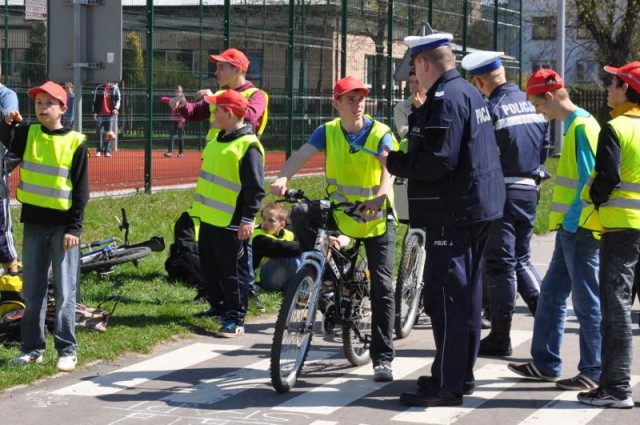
[{"xmin": 251, "ymin": 202, "xmax": 302, "ymax": 293}]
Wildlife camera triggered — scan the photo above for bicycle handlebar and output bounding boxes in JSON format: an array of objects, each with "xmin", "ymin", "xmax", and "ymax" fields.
[{"xmin": 279, "ymin": 189, "xmax": 361, "ymax": 217}]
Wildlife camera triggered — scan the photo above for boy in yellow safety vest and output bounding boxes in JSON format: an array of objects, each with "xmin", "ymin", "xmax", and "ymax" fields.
[
  {"xmin": 271, "ymin": 76, "xmax": 398, "ymax": 382},
  {"xmin": 191, "ymin": 89, "xmax": 265, "ymax": 337},
  {"xmin": 251, "ymin": 202, "xmax": 302, "ymax": 293},
  {"xmin": 0, "ymin": 81, "xmax": 89, "ymax": 372}
]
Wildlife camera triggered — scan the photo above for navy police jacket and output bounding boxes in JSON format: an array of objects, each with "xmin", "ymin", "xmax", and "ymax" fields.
[
  {"xmin": 488, "ymin": 82, "xmax": 550, "ymax": 180},
  {"xmin": 386, "ymin": 69, "xmax": 505, "ymax": 227}
]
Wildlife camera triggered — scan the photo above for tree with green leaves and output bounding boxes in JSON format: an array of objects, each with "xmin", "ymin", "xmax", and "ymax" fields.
[
  {"xmin": 23, "ymin": 22, "xmax": 47, "ymax": 84},
  {"xmin": 123, "ymin": 32, "xmax": 145, "ymax": 88}
]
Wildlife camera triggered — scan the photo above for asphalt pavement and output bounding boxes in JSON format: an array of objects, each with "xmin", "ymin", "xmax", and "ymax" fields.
[{"xmin": 1, "ymin": 233, "xmax": 639, "ymax": 425}]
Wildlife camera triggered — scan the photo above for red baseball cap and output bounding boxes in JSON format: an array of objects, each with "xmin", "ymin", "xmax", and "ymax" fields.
[
  {"xmin": 209, "ymin": 48, "xmax": 250, "ymax": 72},
  {"xmin": 204, "ymin": 89, "xmax": 248, "ymax": 117},
  {"xmin": 526, "ymin": 69, "xmax": 564, "ymax": 96},
  {"xmin": 28, "ymin": 81, "xmax": 67, "ymax": 108},
  {"xmin": 333, "ymin": 76, "xmax": 369, "ymax": 100},
  {"xmin": 604, "ymin": 61, "xmax": 640, "ymax": 93}
]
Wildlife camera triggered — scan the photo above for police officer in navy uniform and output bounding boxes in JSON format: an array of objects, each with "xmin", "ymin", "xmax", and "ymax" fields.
[
  {"xmin": 461, "ymin": 51, "xmax": 551, "ymax": 357},
  {"xmin": 381, "ymin": 33, "xmax": 505, "ymax": 407}
]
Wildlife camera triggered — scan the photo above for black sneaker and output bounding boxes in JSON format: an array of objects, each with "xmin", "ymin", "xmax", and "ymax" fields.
[
  {"xmin": 577, "ymin": 387, "xmax": 634, "ymax": 409},
  {"xmin": 400, "ymin": 388, "xmax": 463, "ymax": 407},
  {"xmin": 249, "ymin": 290, "xmax": 266, "ymax": 312},
  {"xmin": 556, "ymin": 374, "xmax": 598, "ymax": 391},
  {"xmin": 507, "ymin": 362, "xmax": 559, "ymax": 382},
  {"xmin": 417, "ymin": 375, "xmax": 475, "ymax": 395},
  {"xmin": 373, "ymin": 363, "xmax": 393, "ymax": 382},
  {"xmin": 216, "ymin": 320, "xmax": 245, "ymax": 338}
]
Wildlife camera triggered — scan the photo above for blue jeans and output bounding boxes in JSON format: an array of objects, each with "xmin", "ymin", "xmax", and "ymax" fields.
[
  {"xmin": 599, "ymin": 230, "xmax": 640, "ymax": 398},
  {"xmin": 258, "ymin": 256, "xmax": 301, "ymax": 292},
  {"xmin": 20, "ymin": 224, "xmax": 78, "ymax": 358},
  {"xmin": 531, "ymin": 227, "xmax": 600, "ymax": 380}
]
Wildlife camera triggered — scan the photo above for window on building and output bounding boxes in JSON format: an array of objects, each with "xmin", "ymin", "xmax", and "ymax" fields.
[
  {"xmin": 532, "ymin": 16, "xmax": 556, "ymax": 40},
  {"xmin": 532, "ymin": 60, "xmax": 556, "ymax": 73},
  {"xmin": 156, "ymin": 50, "xmax": 194, "ymax": 72},
  {"xmin": 365, "ymin": 55, "xmax": 401, "ymax": 92},
  {"xmin": 576, "ymin": 60, "xmax": 597, "ymax": 82}
]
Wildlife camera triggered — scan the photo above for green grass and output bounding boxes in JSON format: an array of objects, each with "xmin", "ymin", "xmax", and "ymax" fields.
[{"xmin": 0, "ymin": 165, "xmax": 556, "ymax": 392}]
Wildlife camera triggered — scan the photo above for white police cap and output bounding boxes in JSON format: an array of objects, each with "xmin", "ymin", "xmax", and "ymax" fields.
[
  {"xmin": 404, "ymin": 33, "xmax": 454, "ymax": 55},
  {"xmin": 460, "ymin": 51, "xmax": 504, "ymax": 75}
]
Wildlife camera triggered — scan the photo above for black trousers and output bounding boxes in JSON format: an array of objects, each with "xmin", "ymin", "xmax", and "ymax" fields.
[{"xmin": 198, "ymin": 223, "xmax": 251, "ymax": 325}]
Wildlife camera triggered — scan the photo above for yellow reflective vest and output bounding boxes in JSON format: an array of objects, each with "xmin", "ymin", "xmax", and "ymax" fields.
[
  {"xmin": 207, "ymin": 87, "xmax": 269, "ymax": 141},
  {"xmin": 583, "ymin": 107, "xmax": 640, "ymax": 230},
  {"xmin": 17, "ymin": 126, "xmax": 85, "ymax": 211},
  {"xmin": 192, "ymin": 134, "xmax": 265, "ymax": 227},
  {"xmin": 548, "ymin": 115, "xmax": 600, "ymax": 230},
  {"xmin": 251, "ymin": 227, "xmax": 295, "ymax": 273},
  {"xmin": 325, "ymin": 118, "xmax": 398, "ymax": 238}
]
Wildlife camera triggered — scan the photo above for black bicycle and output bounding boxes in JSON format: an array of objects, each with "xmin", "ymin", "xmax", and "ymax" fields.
[
  {"xmin": 393, "ymin": 178, "xmax": 427, "ymax": 338},
  {"xmin": 270, "ymin": 190, "xmax": 372, "ymax": 393},
  {"xmin": 80, "ymin": 208, "xmax": 165, "ymax": 275}
]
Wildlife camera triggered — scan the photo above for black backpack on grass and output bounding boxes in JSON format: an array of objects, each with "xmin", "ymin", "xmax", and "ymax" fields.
[{"xmin": 164, "ymin": 210, "xmax": 206, "ymax": 299}]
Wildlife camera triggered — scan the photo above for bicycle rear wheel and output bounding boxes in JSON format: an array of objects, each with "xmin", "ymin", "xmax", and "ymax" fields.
[
  {"xmin": 343, "ymin": 259, "xmax": 372, "ymax": 366},
  {"xmin": 394, "ymin": 231, "xmax": 426, "ymax": 338},
  {"xmin": 80, "ymin": 246, "xmax": 152, "ymax": 273},
  {"xmin": 270, "ymin": 265, "xmax": 317, "ymax": 393}
]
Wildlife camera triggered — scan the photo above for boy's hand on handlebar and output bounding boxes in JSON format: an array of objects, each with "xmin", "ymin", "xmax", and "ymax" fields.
[
  {"xmin": 271, "ymin": 177, "xmax": 288, "ymax": 196},
  {"xmin": 237, "ymin": 222, "xmax": 254, "ymax": 241},
  {"xmin": 63, "ymin": 234, "xmax": 80, "ymax": 252}
]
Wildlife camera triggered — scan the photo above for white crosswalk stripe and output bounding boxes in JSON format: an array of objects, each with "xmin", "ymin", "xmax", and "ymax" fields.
[
  {"xmin": 51, "ymin": 343, "xmax": 240, "ymax": 397},
  {"xmin": 41, "ymin": 327, "xmax": 640, "ymax": 425}
]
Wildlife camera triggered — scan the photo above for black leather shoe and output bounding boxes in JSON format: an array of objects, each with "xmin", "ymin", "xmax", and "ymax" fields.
[
  {"xmin": 400, "ymin": 389, "xmax": 463, "ymax": 407},
  {"xmin": 416, "ymin": 375, "xmax": 475, "ymax": 395}
]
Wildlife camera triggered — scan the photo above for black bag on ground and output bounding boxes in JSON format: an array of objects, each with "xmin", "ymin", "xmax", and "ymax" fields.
[
  {"xmin": 164, "ymin": 210, "xmax": 206, "ymax": 297},
  {"xmin": 0, "ymin": 309, "xmax": 23, "ymax": 346}
]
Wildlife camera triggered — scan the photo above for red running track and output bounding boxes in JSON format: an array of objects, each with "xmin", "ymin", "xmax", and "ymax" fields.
[{"xmin": 8, "ymin": 149, "xmax": 326, "ymax": 196}]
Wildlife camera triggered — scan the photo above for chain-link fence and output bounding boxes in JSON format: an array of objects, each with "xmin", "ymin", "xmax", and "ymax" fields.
[{"xmin": 1, "ymin": 0, "xmax": 580, "ymax": 195}]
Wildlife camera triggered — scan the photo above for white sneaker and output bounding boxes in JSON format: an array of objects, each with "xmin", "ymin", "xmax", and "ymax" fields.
[
  {"xmin": 96, "ymin": 151, "xmax": 102, "ymax": 157},
  {"xmin": 57, "ymin": 355, "xmax": 77, "ymax": 372},
  {"xmin": 105, "ymin": 152, "xmax": 112, "ymax": 157},
  {"xmin": 12, "ymin": 352, "xmax": 44, "ymax": 365}
]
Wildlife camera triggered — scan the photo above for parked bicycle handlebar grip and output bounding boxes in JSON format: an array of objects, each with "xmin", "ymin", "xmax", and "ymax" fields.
[{"xmin": 284, "ymin": 189, "xmax": 305, "ymax": 200}]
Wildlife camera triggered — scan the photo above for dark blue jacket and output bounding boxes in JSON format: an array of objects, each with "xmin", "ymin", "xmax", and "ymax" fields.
[
  {"xmin": 488, "ymin": 82, "xmax": 550, "ymax": 179},
  {"xmin": 386, "ymin": 69, "xmax": 505, "ymax": 227}
]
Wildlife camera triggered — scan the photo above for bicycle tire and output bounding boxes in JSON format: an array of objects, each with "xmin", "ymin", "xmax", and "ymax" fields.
[
  {"xmin": 343, "ymin": 258, "xmax": 372, "ymax": 366},
  {"xmin": 394, "ymin": 231, "xmax": 426, "ymax": 338},
  {"xmin": 80, "ymin": 246, "xmax": 152, "ymax": 273},
  {"xmin": 270, "ymin": 265, "xmax": 317, "ymax": 393}
]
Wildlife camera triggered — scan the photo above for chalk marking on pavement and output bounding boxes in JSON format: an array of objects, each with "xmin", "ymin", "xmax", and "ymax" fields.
[
  {"xmin": 52, "ymin": 343, "xmax": 240, "ymax": 397},
  {"xmin": 519, "ymin": 375, "xmax": 640, "ymax": 425},
  {"xmin": 391, "ymin": 363, "xmax": 521, "ymax": 424},
  {"xmin": 273, "ymin": 355, "xmax": 430, "ymax": 415}
]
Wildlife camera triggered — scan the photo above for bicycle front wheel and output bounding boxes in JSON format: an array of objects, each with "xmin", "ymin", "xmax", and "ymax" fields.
[
  {"xmin": 343, "ymin": 262, "xmax": 372, "ymax": 366},
  {"xmin": 80, "ymin": 246, "xmax": 152, "ymax": 273},
  {"xmin": 270, "ymin": 265, "xmax": 318, "ymax": 393},
  {"xmin": 394, "ymin": 231, "xmax": 426, "ymax": 338}
]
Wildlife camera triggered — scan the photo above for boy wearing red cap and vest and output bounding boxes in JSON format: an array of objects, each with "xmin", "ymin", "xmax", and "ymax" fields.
[
  {"xmin": 577, "ymin": 61, "xmax": 640, "ymax": 409},
  {"xmin": 271, "ymin": 76, "xmax": 399, "ymax": 383},
  {"xmin": 192, "ymin": 89, "xmax": 265, "ymax": 337},
  {"xmin": 0, "ymin": 81, "xmax": 89, "ymax": 372},
  {"xmin": 508, "ymin": 69, "xmax": 602, "ymax": 393}
]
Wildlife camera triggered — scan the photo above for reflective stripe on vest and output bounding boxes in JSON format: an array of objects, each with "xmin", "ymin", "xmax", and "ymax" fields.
[
  {"xmin": 17, "ymin": 126, "xmax": 84, "ymax": 211},
  {"xmin": 325, "ymin": 118, "xmax": 398, "ymax": 238},
  {"xmin": 192, "ymin": 134, "xmax": 265, "ymax": 227},
  {"xmin": 207, "ymin": 87, "xmax": 270, "ymax": 141},
  {"xmin": 597, "ymin": 114, "xmax": 640, "ymax": 229},
  {"xmin": 549, "ymin": 115, "xmax": 600, "ymax": 230}
]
